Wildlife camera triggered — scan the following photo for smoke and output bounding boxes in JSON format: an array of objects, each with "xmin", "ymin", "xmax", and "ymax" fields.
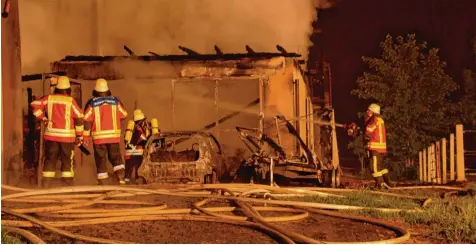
[{"xmin": 19, "ymin": 0, "xmax": 332, "ymax": 74}]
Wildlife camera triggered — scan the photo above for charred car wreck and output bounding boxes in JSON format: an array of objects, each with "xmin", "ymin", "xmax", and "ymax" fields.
[
  {"xmin": 137, "ymin": 131, "xmax": 226, "ymax": 184},
  {"xmin": 233, "ymin": 115, "xmax": 341, "ymax": 187}
]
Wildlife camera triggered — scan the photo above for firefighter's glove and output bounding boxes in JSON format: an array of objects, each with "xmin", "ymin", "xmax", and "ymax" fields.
[
  {"xmin": 83, "ymin": 138, "xmax": 90, "ymax": 147},
  {"xmin": 75, "ymin": 136, "xmax": 84, "ymax": 145},
  {"xmin": 41, "ymin": 117, "xmax": 50, "ymax": 127}
]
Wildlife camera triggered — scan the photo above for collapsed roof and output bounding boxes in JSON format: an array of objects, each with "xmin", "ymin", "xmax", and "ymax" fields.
[{"xmin": 50, "ymin": 46, "xmax": 304, "ymax": 80}]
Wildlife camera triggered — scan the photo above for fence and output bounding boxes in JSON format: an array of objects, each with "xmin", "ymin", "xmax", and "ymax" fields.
[{"xmin": 418, "ymin": 124, "xmax": 467, "ymax": 184}]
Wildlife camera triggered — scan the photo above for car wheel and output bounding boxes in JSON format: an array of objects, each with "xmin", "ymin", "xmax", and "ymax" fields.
[{"xmin": 211, "ymin": 170, "xmax": 218, "ymax": 184}]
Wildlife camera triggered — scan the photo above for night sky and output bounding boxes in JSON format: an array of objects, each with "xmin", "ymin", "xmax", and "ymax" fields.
[{"xmin": 310, "ymin": 0, "xmax": 476, "ymax": 165}]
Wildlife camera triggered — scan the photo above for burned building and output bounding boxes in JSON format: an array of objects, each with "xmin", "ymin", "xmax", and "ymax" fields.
[{"xmin": 21, "ymin": 47, "xmax": 338, "ymax": 185}]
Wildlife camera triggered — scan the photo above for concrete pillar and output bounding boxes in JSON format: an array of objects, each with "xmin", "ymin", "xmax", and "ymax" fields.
[{"xmin": 1, "ymin": 0, "xmax": 23, "ymax": 184}]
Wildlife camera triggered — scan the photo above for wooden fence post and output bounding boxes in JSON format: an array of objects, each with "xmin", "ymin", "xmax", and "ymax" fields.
[
  {"xmin": 455, "ymin": 124, "xmax": 465, "ymax": 182},
  {"xmin": 432, "ymin": 144, "xmax": 437, "ymax": 183},
  {"xmin": 423, "ymin": 149, "xmax": 427, "ymax": 183},
  {"xmin": 428, "ymin": 145, "xmax": 432, "ymax": 183},
  {"xmin": 441, "ymin": 138, "xmax": 447, "ymax": 184},
  {"xmin": 419, "ymin": 151, "xmax": 423, "ymax": 182},
  {"xmin": 435, "ymin": 141, "xmax": 441, "ymax": 184},
  {"xmin": 450, "ymin": 133, "xmax": 455, "ymax": 181}
]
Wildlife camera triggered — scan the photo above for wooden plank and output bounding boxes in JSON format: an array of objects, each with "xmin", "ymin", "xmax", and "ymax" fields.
[
  {"xmin": 455, "ymin": 124, "xmax": 465, "ymax": 182},
  {"xmin": 441, "ymin": 138, "xmax": 447, "ymax": 184},
  {"xmin": 435, "ymin": 141, "xmax": 441, "ymax": 184},
  {"xmin": 427, "ymin": 146, "xmax": 432, "ymax": 183},
  {"xmin": 423, "ymin": 149, "xmax": 427, "ymax": 183},
  {"xmin": 450, "ymin": 133, "xmax": 455, "ymax": 181},
  {"xmin": 419, "ymin": 151, "xmax": 423, "ymax": 182}
]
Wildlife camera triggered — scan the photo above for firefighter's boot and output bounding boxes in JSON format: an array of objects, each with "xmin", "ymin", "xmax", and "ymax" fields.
[
  {"xmin": 382, "ymin": 174, "xmax": 395, "ymax": 188},
  {"xmin": 373, "ymin": 177, "xmax": 384, "ymax": 190},
  {"xmin": 115, "ymin": 169, "xmax": 126, "ymax": 185},
  {"xmin": 98, "ymin": 179, "xmax": 108, "ymax": 185},
  {"xmin": 61, "ymin": 178, "xmax": 74, "ymax": 187},
  {"xmin": 42, "ymin": 178, "xmax": 53, "ymax": 188}
]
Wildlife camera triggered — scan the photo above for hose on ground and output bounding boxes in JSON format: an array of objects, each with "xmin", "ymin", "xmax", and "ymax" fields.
[
  {"xmin": 300, "ymin": 208, "xmax": 411, "ymax": 244},
  {"xmin": 11, "ymin": 191, "xmax": 121, "ymax": 214},
  {"xmin": 1, "ymin": 185, "xmax": 422, "ymax": 213},
  {"xmin": 2, "ymin": 208, "xmax": 129, "ymax": 244},
  {"xmin": 1, "ymin": 184, "xmax": 415, "ymax": 244},
  {"xmin": 1, "ymin": 226, "xmax": 46, "ymax": 244},
  {"xmin": 1, "ymin": 215, "xmax": 297, "ymax": 244}
]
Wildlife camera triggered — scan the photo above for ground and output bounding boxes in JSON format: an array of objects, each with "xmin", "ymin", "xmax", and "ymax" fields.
[{"xmin": 2, "ymin": 172, "xmax": 475, "ymax": 244}]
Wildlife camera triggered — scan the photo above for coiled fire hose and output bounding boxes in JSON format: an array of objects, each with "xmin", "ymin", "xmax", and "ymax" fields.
[{"xmin": 1, "ymin": 184, "xmax": 427, "ymax": 244}]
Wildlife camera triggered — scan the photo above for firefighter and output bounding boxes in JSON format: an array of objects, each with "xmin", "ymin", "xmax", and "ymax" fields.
[
  {"xmin": 364, "ymin": 103, "xmax": 393, "ymax": 189},
  {"xmin": 123, "ymin": 109, "xmax": 159, "ymax": 184},
  {"xmin": 83, "ymin": 78, "xmax": 128, "ymax": 185},
  {"xmin": 30, "ymin": 76, "xmax": 84, "ymax": 188}
]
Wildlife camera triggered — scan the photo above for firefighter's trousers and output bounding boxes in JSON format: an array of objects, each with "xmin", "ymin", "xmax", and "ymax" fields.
[
  {"xmin": 368, "ymin": 151, "xmax": 389, "ymax": 178},
  {"xmin": 43, "ymin": 140, "xmax": 75, "ymax": 179},
  {"xmin": 124, "ymin": 155, "xmax": 143, "ymax": 183},
  {"xmin": 93, "ymin": 143, "xmax": 125, "ymax": 181}
]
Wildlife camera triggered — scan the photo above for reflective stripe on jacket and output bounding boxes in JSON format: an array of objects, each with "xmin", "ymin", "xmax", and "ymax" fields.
[
  {"xmin": 124, "ymin": 146, "xmax": 144, "ymax": 159},
  {"xmin": 365, "ymin": 115, "xmax": 387, "ymax": 153},
  {"xmin": 124, "ymin": 120, "xmax": 151, "ymax": 159},
  {"xmin": 30, "ymin": 94, "xmax": 84, "ymax": 143},
  {"xmin": 83, "ymin": 96, "xmax": 128, "ymax": 144}
]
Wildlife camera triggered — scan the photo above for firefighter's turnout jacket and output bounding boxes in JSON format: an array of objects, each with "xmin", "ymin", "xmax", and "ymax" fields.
[
  {"xmin": 83, "ymin": 96, "xmax": 128, "ymax": 144},
  {"xmin": 365, "ymin": 115, "xmax": 387, "ymax": 153},
  {"xmin": 124, "ymin": 120, "xmax": 152, "ymax": 159},
  {"xmin": 30, "ymin": 94, "xmax": 84, "ymax": 142}
]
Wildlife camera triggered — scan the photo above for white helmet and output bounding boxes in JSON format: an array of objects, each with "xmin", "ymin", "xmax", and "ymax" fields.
[{"xmin": 368, "ymin": 103, "xmax": 381, "ymax": 114}]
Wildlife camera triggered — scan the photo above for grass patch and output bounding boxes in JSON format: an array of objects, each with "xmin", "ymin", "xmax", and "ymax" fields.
[
  {"xmin": 1, "ymin": 232, "xmax": 24, "ymax": 244},
  {"xmin": 286, "ymin": 189, "xmax": 476, "ymax": 243}
]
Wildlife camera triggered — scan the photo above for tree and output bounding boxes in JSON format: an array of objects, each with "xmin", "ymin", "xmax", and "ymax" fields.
[
  {"xmin": 347, "ymin": 133, "xmax": 367, "ymax": 173},
  {"xmin": 460, "ymin": 38, "xmax": 476, "ymax": 127},
  {"xmin": 351, "ymin": 34, "xmax": 460, "ymax": 172}
]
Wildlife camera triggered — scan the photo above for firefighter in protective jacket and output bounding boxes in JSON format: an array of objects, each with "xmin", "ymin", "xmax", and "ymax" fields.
[
  {"xmin": 364, "ymin": 103, "xmax": 393, "ymax": 188},
  {"xmin": 123, "ymin": 109, "xmax": 159, "ymax": 184},
  {"xmin": 30, "ymin": 76, "xmax": 84, "ymax": 188},
  {"xmin": 83, "ymin": 78, "xmax": 128, "ymax": 185}
]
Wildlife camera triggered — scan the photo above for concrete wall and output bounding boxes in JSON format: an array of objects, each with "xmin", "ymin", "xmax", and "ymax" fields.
[{"xmin": 2, "ymin": 0, "xmax": 24, "ymax": 185}]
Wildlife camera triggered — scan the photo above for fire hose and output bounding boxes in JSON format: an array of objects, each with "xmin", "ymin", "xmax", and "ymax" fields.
[{"xmin": 1, "ymin": 184, "xmax": 422, "ymax": 244}]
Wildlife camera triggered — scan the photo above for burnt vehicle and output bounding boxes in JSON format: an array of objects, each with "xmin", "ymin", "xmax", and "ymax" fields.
[
  {"xmin": 137, "ymin": 131, "xmax": 227, "ymax": 184},
  {"xmin": 233, "ymin": 115, "xmax": 342, "ymax": 187}
]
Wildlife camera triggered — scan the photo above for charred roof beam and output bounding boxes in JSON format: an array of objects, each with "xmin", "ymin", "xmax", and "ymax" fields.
[
  {"xmin": 214, "ymin": 45, "xmax": 223, "ymax": 55},
  {"xmin": 178, "ymin": 46, "xmax": 200, "ymax": 56},
  {"xmin": 123, "ymin": 45, "xmax": 135, "ymax": 56},
  {"xmin": 276, "ymin": 45, "xmax": 288, "ymax": 54},
  {"xmin": 245, "ymin": 45, "xmax": 256, "ymax": 54}
]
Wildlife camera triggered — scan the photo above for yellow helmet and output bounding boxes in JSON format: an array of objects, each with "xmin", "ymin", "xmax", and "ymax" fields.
[
  {"xmin": 56, "ymin": 76, "xmax": 71, "ymax": 89},
  {"xmin": 368, "ymin": 103, "xmax": 381, "ymax": 114},
  {"xmin": 94, "ymin": 78, "xmax": 109, "ymax": 92},
  {"xmin": 133, "ymin": 109, "xmax": 145, "ymax": 121},
  {"xmin": 50, "ymin": 77, "xmax": 58, "ymax": 86}
]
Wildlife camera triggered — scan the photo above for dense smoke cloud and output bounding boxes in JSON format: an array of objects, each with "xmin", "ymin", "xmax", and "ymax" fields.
[{"xmin": 19, "ymin": 0, "xmax": 332, "ymax": 74}]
